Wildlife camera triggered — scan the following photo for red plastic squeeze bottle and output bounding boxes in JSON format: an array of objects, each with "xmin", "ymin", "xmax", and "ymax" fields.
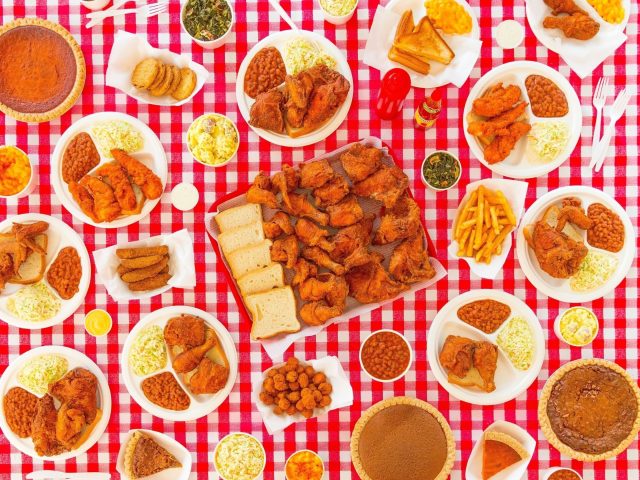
[
  {"xmin": 375, "ymin": 68, "xmax": 411, "ymax": 120},
  {"xmin": 415, "ymin": 87, "xmax": 443, "ymax": 129}
]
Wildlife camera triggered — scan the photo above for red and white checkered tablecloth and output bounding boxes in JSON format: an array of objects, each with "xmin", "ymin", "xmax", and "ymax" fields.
[{"xmin": 0, "ymin": 0, "xmax": 638, "ymax": 478}]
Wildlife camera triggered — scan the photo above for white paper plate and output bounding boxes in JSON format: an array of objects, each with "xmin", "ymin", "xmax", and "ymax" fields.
[
  {"xmin": 0, "ymin": 345, "xmax": 111, "ymax": 461},
  {"xmin": 525, "ymin": 0, "xmax": 630, "ymax": 56},
  {"xmin": 236, "ymin": 29, "xmax": 353, "ymax": 147},
  {"xmin": 0, "ymin": 213, "xmax": 91, "ymax": 330},
  {"xmin": 51, "ymin": 112, "xmax": 168, "ymax": 229},
  {"xmin": 465, "ymin": 420, "xmax": 536, "ymax": 480},
  {"xmin": 516, "ymin": 186, "xmax": 634, "ymax": 303},
  {"xmin": 427, "ymin": 289, "xmax": 545, "ymax": 406},
  {"xmin": 121, "ymin": 306, "xmax": 238, "ymax": 422},
  {"xmin": 463, "ymin": 61, "xmax": 582, "ymax": 179},
  {"xmin": 116, "ymin": 429, "xmax": 192, "ymax": 480}
]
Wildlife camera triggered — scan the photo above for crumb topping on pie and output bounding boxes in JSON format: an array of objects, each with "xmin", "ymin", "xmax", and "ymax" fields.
[{"xmin": 124, "ymin": 431, "xmax": 181, "ymax": 479}]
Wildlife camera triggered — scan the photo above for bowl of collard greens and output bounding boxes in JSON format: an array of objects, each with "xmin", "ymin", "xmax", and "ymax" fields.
[{"xmin": 181, "ymin": 0, "xmax": 234, "ymax": 49}]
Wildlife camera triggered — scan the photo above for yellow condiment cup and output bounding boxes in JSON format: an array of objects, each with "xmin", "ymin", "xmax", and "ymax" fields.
[{"xmin": 85, "ymin": 309, "xmax": 113, "ymax": 337}]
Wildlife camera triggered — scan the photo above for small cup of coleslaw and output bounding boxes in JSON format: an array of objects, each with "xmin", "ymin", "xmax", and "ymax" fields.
[{"xmin": 318, "ymin": 0, "xmax": 359, "ymax": 25}]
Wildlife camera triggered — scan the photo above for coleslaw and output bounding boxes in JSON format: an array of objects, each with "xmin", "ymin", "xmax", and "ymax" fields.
[
  {"xmin": 526, "ymin": 121, "xmax": 569, "ymax": 163},
  {"xmin": 570, "ymin": 250, "xmax": 618, "ymax": 292},
  {"xmin": 283, "ymin": 38, "xmax": 337, "ymax": 75}
]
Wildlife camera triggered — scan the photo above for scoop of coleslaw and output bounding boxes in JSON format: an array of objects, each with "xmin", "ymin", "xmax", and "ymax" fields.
[
  {"xmin": 17, "ymin": 354, "xmax": 69, "ymax": 396},
  {"xmin": 570, "ymin": 251, "xmax": 618, "ymax": 292},
  {"xmin": 283, "ymin": 38, "xmax": 337, "ymax": 75},
  {"xmin": 7, "ymin": 282, "xmax": 61, "ymax": 322},
  {"xmin": 129, "ymin": 325, "xmax": 167, "ymax": 376},
  {"xmin": 527, "ymin": 121, "xmax": 569, "ymax": 163}
]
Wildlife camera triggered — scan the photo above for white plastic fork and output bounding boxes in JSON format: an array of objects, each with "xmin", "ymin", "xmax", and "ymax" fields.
[
  {"xmin": 591, "ymin": 76, "xmax": 609, "ymax": 152},
  {"xmin": 590, "ymin": 88, "xmax": 632, "ymax": 172},
  {"xmin": 267, "ymin": 0, "xmax": 300, "ymax": 31},
  {"xmin": 85, "ymin": 0, "xmax": 141, "ymax": 28},
  {"xmin": 85, "ymin": 0, "xmax": 168, "ymax": 28}
]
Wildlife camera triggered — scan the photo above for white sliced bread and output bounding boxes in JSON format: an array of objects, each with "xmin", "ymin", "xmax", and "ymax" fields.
[
  {"xmin": 218, "ymin": 221, "xmax": 265, "ymax": 256},
  {"xmin": 10, "ymin": 234, "xmax": 48, "ymax": 284},
  {"xmin": 237, "ymin": 263, "xmax": 284, "ymax": 296},
  {"xmin": 215, "ymin": 204, "xmax": 262, "ymax": 233},
  {"xmin": 244, "ymin": 286, "xmax": 300, "ymax": 340},
  {"xmin": 227, "ymin": 239, "xmax": 273, "ymax": 279}
]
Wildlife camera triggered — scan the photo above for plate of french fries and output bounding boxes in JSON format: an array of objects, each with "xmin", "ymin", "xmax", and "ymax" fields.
[{"xmin": 448, "ymin": 179, "xmax": 528, "ymax": 279}]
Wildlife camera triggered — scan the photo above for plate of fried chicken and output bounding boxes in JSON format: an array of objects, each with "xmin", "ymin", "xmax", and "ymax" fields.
[
  {"xmin": 0, "ymin": 214, "xmax": 91, "ymax": 330},
  {"xmin": 0, "ymin": 345, "xmax": 111, "ymax": 460},
  {"xmin": 463, "ymin": 61, "xmax": 581, "ymax": 178},
  {"xmin": 236, "ymin": 29, "xmax": 353, "ymax": 147},
  {"xmin": 516, "ymin": 186, "xmax": 634, "ymax": 303}
]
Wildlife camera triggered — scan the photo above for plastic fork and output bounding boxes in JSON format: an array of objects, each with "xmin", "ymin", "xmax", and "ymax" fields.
[
  {"xmin": 85, "ymin": 0, "xmax": 168, "ymax": 28},
  {"xmin": 85, "ymin": 0, "xmax": 142, "ymax": 28},
  {"xmin": 591, "ymin": 76, "xmax": 610, "ymax": 151},
  {"xmin": 590, "ymin": 88, "xmax": 632, "ymax": 172},
  {"xmin": 267, "ymin": 0, "xmax": 300, "ymax": 31}
]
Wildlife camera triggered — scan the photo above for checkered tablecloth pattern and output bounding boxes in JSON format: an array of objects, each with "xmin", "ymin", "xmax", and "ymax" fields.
[{"xmin": 0, "ymin": 0, "xmax": 638, "ymax": 478}]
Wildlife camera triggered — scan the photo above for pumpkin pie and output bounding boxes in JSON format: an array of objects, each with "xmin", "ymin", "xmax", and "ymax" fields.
[
  {"xmin": 539, "ymin": 358, "xmax": 640, "ymax": 462},
  {"xmin": 124, "ymin": 431, "xmax": 181, "ymax": 479},
  {"xmin": 350, "ymin": 397, "xmax": 455, "ymax": 480},
  {"xmin": 482, "ymin": 431, "xmax": 528, "ymax": 479},
  {"xmin": 0, "ymin": 18, "xmax": 85, "ymax": 123}
]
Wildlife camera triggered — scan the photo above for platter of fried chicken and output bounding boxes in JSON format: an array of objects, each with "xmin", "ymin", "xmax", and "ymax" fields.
[
  {"xmin": 121, "ymin": 306, "xmax": 238, "ymax": 421},
  {"xmin": 207, "ymin": 138, "xmax": 446, "ymax": 359},
  {"xmin": 236, "ymin": 30, "xmax": 353, "ymax": 147},
  {"xmin": 0, "ymin": 345, "xmax": 111, "ymax": 460},
  {"xmin": 463, "ymin": 61, "xmax": 581, "ymax": 179},
  {"xmin": 427, "ymin": 290, "xmax": 545, "ymax": 406},
  {"xmin": 51, "ymin": 112, "xmax": 167, "ymax": 228},
  {"xmin": 0, "ymin": 214, "xmax": 91, "ymax": 330},
  {"xmin": 516, "ymin": 186, "xmax": 634, "ymax": 303}
]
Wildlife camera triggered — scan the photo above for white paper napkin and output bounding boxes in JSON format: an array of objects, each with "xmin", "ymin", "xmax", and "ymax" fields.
[
  {"xmin": 251, "ymin": 356, "xmax": 354, "ymax": 435},
  {"xmin": 364, "ymin": 4, "xmax": 482, "ymax": 88},
  {"xmin": 106, "ymin": 30, "xmax": 209, "ymax": 106},
  {"xmin": 526, "ymin": 0, "xmax": 627, "ymax": 78},
  {"xmin": 93, "ymin": 229, "xmax": 196, "ymax": 301},
  {"xmin": 448, "ymin": 179, "xmax": 528, "ymax": 279}
]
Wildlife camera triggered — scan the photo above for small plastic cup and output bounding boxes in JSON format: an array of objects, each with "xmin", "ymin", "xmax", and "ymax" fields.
[
  {"xmin": 359, "ymin": 329, "xmax": 413, "ymax": 383},
  {"xmin": 171, "ymin": 182, "xmax": 199, "ymax": 211},
  {"xmin": 318, "ymin": 0, "xmax": 358, "ymax": 25},
  {"xmin": 0, "ymin": 146, "xmax": 36, "ymax": 200},
  {"xmin": 285, "ymin": 449, "xmax": 325, "ymax": 480},
  {"xmin": 187, "ymin": 113, "xmax": 240, "ymax": 168},
  {"xmin": 84, "ymin": 309, "xmax": 113, "ymax": 337},
  {"xmin": 180, "ymin": 0, "xmax": 235, "ymax": 49},
  {"xmin": 554, "ymin": 307, "xmax": 599, "ymax": 347}
]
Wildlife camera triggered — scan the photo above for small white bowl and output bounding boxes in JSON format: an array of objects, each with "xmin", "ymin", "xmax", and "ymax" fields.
[
  {"xmin": 554, "ymin": 307, "xmax": 599, "ymax": 347},
  {"xmin": 187, "ymin": 113, "xmax": 240, "ymax": 168},
  {"xmin": 180, "ymin": 0, "xmax": 235, "ymax": 49},
  {"xmin": 285, "ymin": 449, "xmax": 325, "ymax": 480},
  {"xmin": 318, "ymin": 0, "xmax": 358, "ymax": 25},
  {"xmin": 542, "ymin": 467, "xmax": 583, "ymax": 480},
  {"xmin": 359, "ymin": 329, "xmax": 413, "ymax": 383},
  {"xmin": 0, "ymin": 146, "xmax": 36, "ymax": 200},
  {"xmin": 80, "ymin": 0, "xmax": 111, "ymax": 11},
  {"xmin": 214, "ymin": 432, "xmax": 266, "ymax": 480},
  {"xmin": 421, "ymin": 150, "xmax": 462, "ymax": 192}
]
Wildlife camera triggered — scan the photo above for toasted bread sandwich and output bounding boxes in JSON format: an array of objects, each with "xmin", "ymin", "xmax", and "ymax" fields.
[{"xmin": 394, "ymin": 15, "xmax": 455, "ymax": 65}]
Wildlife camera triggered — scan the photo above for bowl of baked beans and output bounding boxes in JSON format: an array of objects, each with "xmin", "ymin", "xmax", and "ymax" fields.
[
  {"xmin": 359, "ymin": 329, "xmax": 413, "ymax": 383},
  {"xmin": 542, "ymin": 467, "xmax": 582, "ymax": 480},
  {"xmin": 0, "ymin": 146, "xmax": 35, "ymax": 199}
]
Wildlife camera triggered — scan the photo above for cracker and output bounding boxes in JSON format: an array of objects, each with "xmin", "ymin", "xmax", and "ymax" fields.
[
  {"xmin": 148, "ymin": 63, "xmax": 167, "ymax": 91},
  {"xmin": 149, "ymin": 63, "xmax": 174, "ymax": 96},
  {"xmin": 168, "ymin": 65, "xmax": 182, "ymax": 96},
  {"xmin": 131, "ymin": 58, "xmax": 160, "ymax": 89},
  {"xmin": 171, "ymin": 67, "xmax": 197, "ymax": 101}
]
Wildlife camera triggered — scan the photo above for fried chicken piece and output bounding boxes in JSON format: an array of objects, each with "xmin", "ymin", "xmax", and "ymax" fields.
[
  {"xmin": 302, "ymin": 246, "xmax": 346, "ymax": 275},
  {"xmin": 342, "ymin": 247, "xmax": 384, "ymax": 271},
  {"xmin": 299, "ymin": 273, "xmax": 348, "ymax": 308},
  {"xmin": 389, "ymin": 234, "xmax": 436, "ymax": 283},
  {"xmin": 327, "ymin": 195, "xmax": 364, "ymax": 228},
  {"xmin": 112, "ymin": 149, "xmax": 163, "ymax": 200},
  {"xmin": 0, "ymin": 240, "xmax": 27, "ymax": 282},
  {"xmin": 80, "ymin": 176, "xmax": 121, "ymax": 223},
  {"xmin": 291, "ymin": 258, "xmax": 318, "ymax": 287},
  {"xmin": 330, "ymin": 215, "xmax": 375, "ymax": 261},
  {"xmin": 272, "ymin": 164, "xmax": 299, "ymax": 209},
  {"xmin": 247, "ymin": 172, "xmax": 278, "ymax": 209},
  {"xmin": 0, "ymin": 252, "xmax": 13, "ymax": 290},
  {"xmin": 473, "ymin": 341, "xmax": 498, "ymax": 393},
  {"xmin": 345, "ymin": 261, "xmax": 407, "ymax": 304},
  {"xmin": 299, "ymin": 159, "xmax": 335, "ymax": 189},
  {"xmin": 300, "ymin": 301, "xmax": 343, "ymax": 326},
  {"xmin": 373, "ymin": 195, "xmax": 422, "ymax": 245},
  {"xmin": 472, "ymin": 83, "xmax": 523, "ymax": 118},
  {"xmin": 439, "ymin": 335, "xmax": 475, "ymax": 378},
  {"xmin": 271, "ymin": 235, "xmax": 300, "ymax": 269},
  {"xmin": 249, "ymin": 89, "xmax": 285, "ymax": 133},
  {"xmin": 172, "ymin": 328, "xmax": 217, "ymax": 374},
  {"xmin": 556, "ymin": 198, "xmax": 592, "ymax": 231},
  {"xmin": 313, "ymin": 175, "xmax": 350, "ymax": 207},
  {"xmin": 284, "ymin": 71, "xmax": 314, "ymax": 128},
  {"xmin": 340, "ymin": 143, "xmax": 383, "ymax": 182},
  {"xmin": 12, "ymin": 221, "xmax": 48, "ymax": 247},
  {"xmin": 525, "ymin": 221, "xmax": 588, "ymax": 278},
  {"xmin": 95, "ymin": 162, "xmax": 137, "ymax": 211},
  {"xmin": 543, "ymin": 12, "xmax": 600, "ymax": 40},
  {"xmin": 295, "ymin": 218, "xmax": 333, "ymax": 251},
  {"xmin": 353, "ymin": 165, "xmax": 409, "ymax": 208},
  {"xmin": 544, "ymin": 0, "xmax": 585, "ymax": 15},
  {"xmin": 263, "ymin": 211, "xmax": 294, "ymax": 239},
  {"xmin": 56, "ymin": 403, "xmax": 87, "ymax": 449},
  {"xmin": 302, "ymin": 65, "xmax": 350, "ymax": 128},
  {"xmin": 49, "ymin": 368, "xmax": 98, "ymax": 425},
  {"xmin": 285, "ymin": 193, "xmax": 329, "ymax": 226},
  {"xmin": 164, "ymin": 315, "xmax": 206, "ymax": 348},
  {"xmin": 484, "ymin": 121, "xmax": 531, "ymax": 164},
  {"xmin": 467, "ymin": 102, "xmax": 528, "ymax": 137},
  {"xmin": 32, "ymin": 394, "xmax": 65, "ymax": 457},
  {"xmin": 189, "ymin": 358, "xmax": 230, "ymax": 395},
  {"xmin": 68, "ymin": 181, "xmax": 100, "ymax": 223}
]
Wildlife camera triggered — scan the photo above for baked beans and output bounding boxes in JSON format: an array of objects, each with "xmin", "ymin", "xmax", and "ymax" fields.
[
  {"xmin": 360, "ymin": 331, "xmax": 410, "ymax": 380},
  {"xmin": 548, "ymin": 469, "xmax": 581, "ymax": 480},
  {"xmin": 62, "ymin": 132, "xmax": 100, "ymax": 184},
  {"xmin": 525, "ymin": 75, "xmax": 568, "ymax": 118},
  {"xmin": 244, "ymin": 47, "xmax": 286, "ymax": 99},
  {"xmin": 587, "ymin": 203, "xmax": 625, "ymax": 252},
  {"xmin": 457, "ymin": 299, "xmax": 511, "ymax": 334}
]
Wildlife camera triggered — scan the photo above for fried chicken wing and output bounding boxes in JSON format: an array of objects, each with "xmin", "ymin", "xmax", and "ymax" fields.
[
  {"xmin": 299, "ymin": 159, "xmax": 335, "ymax": 189},
  {"xmin": 95, "ymin": 162, "xmax": 137, "ymax": 211},
  {"xmin": 189, "ymin": 358, "xmax": 229, "ymax": 395},
  {"xmin": 543, "ymin": 12, "xmax": 600, "ymax": 40},
  {"xmin": 295, "ymin": 218, "xmax": 333, "ymax": 251},
  {"xmin": 556, "ymin": 198, "xmax": 592, "ymax": 231},
  {"xmin": 284, "ymin": 72, "xmax": 314, "ymax": 128},
  {"xmin": 263, "ymin": 211, "xmax": 294, "ymax": 239},
  {"xmin": 302, "ymin": 246, "xmax": 346, "ymax": 275},
  {"xmin": 389, "ymin": 234, "xmax": 436, "ymax": 283},
  {"xmin": 285, "ymin": 193, "xmax": 329, "ymax": 226},
  {"xmin": 49, "ymin": 368, "xmax": 98, "ymax": 425},
  {"xmin": 32, "ymin": 394, "xmax": 65, "ymax": 457},
  {"xmin": 271, "ymin": 235, "xmax": 300, "ymax": 269},
  {"xmin": 68, "ymin": 181, "xmax": 100, "ymax": 223},
  {"xmin": 164, "ymin": 315, "xmax": 206, "ymax": 348},
  {"xmin": 247, "ymin": 172, "xmax": 278, "ymax": 209},
  {"xmin": 330, "ymin": 215, "xmax": 375, "ymax": 261},
  {"xmin": 249, "ymin": 89, "xmax": 285, "ymax": 133},
  {"xmin": 353, "ymin": 165, "xmax": 409, "ymax": 208},
  {"xmin": 342, "ymin": 247, "xmax": 384, "ymax": 271},
  {"xmin": 483, "ymin": 121, "xmax": 531, "ymax": 164},
  {"xmin": 340, "ymin": 143, "xmax": 383, "ymax": 182},
  {"xmin": 472, "ymin": 83, "xmax": 523, "ymax": 118},
  {"xmin": 299, "ymin": 273, "xmax": 348, "ymax": 308},
  {"xmin": 80, "ymin": 176, "xmax": 121, "ymax": 223},
  {"xmin": 345, "ymin": 261, "xmax": 407, "ymax": 304},
  {"xmin": 439, "ymin": 335, "xmax": 475, "ymax": 378},
  {"xmin": 327, "ymin": 195, "xmax": 364, "ymax": 228},
  {"xmin": 300, "ymin": 301, "xmax": 343, "ymax": 326},
  {"xmin": 302, "ymin": 66, "xmax": 350, "ymax": 128},
  {"xmin": 544, "ymin": 0, "xmax": 585, "ymax": 15},
  {"xmin": 172, "ymin": 328, "xmax": 218, "ymax": 374},
  {"xmin": 112, "ymin": 149, "xmax": 163, "ymax": 200},
  {"xmin": 272, "ymin": 164, "xmax": 299, "ymax": 209},
  {"xmin": 291, "ymin": 258, "xmax": 318, "ymax": 287},
  {"xmin": 373, "ymin": 195, "xmax": 422, "ymax": 245},
  {"xmin": 467, "ymin": 102, "xmax": 528, "ymax": 137},
  {"xmin": 525, "ymin": 221, "xmax": 588, "ymax": 278},
  {"xmin": 313, "ymin": 175, "xmax": 350, "ymax": 207}
]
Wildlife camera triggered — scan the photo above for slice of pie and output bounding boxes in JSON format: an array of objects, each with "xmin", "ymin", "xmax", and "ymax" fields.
[
  {"xmin": 482, "ymin": 431, "xmax": 528, "ymax": 480},
  {"xmin": 124, "ymin": 431, "xmax": 181, "ymax": 479}
]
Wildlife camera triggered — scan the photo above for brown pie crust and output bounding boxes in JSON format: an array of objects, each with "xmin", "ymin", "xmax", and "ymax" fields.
[
  {"xmin": 0, "ymin": 18, "xmax": 85, "ymax": 123},
  {"xmin": 539, "ymin": 358, "xmax": 640, "ymax": 462},
  {"xmin": 350, "ymin": 397, "xmax": 455, "ymax": 480}
]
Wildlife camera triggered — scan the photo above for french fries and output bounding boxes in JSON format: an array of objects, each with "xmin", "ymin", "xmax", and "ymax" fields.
[{"xmin": 454, "ymin": 185, "xmax": 516, "ymax": 264}]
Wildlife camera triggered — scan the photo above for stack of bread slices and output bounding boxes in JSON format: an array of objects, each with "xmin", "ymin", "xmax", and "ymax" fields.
[{"xmin": 215, "ymin": 203, "xmax": 300, "ymax": 340}]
